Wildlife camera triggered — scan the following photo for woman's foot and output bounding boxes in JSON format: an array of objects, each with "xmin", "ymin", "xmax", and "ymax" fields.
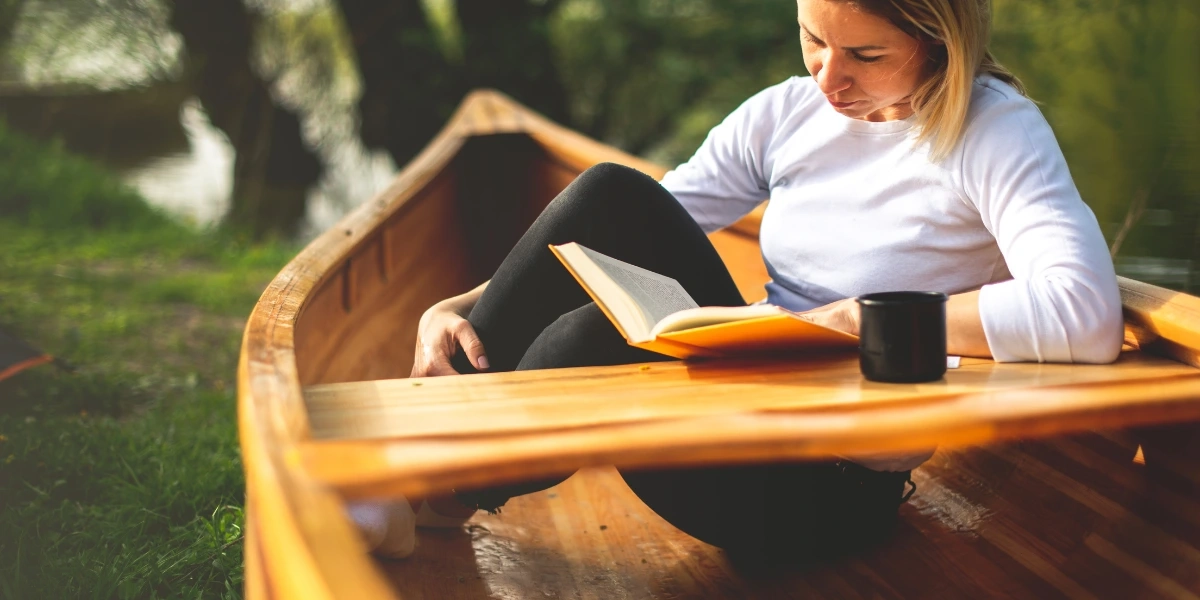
[
  {"xmin": 345, "ymin": 498, "xmax": 417, "ymax": 559},
  {"xmin": 345, "ymin": 494, "xmax": 476, "ymax": 559}
]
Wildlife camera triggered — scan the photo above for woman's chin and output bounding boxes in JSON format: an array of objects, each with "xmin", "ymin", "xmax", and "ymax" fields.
[
  {"xmin": 833, "ymin": 104, "xmax": 871, "ymax": 118},
  {"xmin": 836, "ymin": 103, "xmax": 903, "ymax": 122}
]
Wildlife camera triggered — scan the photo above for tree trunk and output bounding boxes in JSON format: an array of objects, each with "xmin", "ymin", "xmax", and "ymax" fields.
[
  {"xmin": 336, "ymin": 0, "xmax": 460, "ymax": 166},
  {"xmin": 335, "ymin": 0, "xmax": 570, "ymax": 166},
  {"xmin": 0, "ymin": 0, "xmax": 26, "ymax": 74},
  {"xmin": 456, "ymin": 0, "xmax": 569, "ymax": 124},
  {"xmin": 168, "ymin": 0, "xmax": 322, "ymax": 239}
]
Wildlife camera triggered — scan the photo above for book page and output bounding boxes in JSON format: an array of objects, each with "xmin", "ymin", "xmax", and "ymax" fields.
[
  {"xmin": 651, "ymin": 304, "xmax": 786, "ymax": 336},
  {"xmin": 577, "ymin": 246, "xmax": 698, "ymax": 334}
]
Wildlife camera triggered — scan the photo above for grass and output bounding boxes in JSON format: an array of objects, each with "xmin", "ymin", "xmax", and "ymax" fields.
[{"xmin": 0, "ymin": 120, "xmax": 296, "ymax": 597}]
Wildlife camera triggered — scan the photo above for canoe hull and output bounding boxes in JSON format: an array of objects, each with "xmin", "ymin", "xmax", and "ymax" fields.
[{"xmin": 239, "ymin": 90, "xmax": 1200, "ymax": 599}]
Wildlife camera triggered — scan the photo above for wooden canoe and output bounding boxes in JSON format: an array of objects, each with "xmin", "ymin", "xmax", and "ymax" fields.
[{"xmin": 238, "ymin": 90, "xmax": 1200, "ymax": 599}]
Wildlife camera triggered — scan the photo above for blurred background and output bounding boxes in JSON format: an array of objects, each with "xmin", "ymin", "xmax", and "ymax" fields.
[
  {"xmin": 2, "ymin": 0, "xmax": 1197, "ymax": 262},
  {"xmin": 0, "ymin": 0, "xmax": 1196, "ymax": 597}
]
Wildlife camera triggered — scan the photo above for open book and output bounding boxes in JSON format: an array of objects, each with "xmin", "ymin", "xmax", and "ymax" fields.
[{"xmin": 549, "ymin": 242, "xmax": 860, "ymax": 359}]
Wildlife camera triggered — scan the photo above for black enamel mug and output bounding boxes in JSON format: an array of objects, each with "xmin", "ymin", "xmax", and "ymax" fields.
[{"xmin": 856, "ymin": 291, "xmax": 948, "ymax": 383}]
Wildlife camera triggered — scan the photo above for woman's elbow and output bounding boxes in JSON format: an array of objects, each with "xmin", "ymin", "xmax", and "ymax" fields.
[
  {"xmin": 1069, "ymin": 318, "xmax": 1124, "ymax": 364},
  {"xmin": 1061, "ymin": 279, "xmax": 1124, "ymax": 364}
]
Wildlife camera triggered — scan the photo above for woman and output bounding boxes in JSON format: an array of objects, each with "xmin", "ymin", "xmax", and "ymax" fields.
[{"xmin": 351, "ymin": 0, "xmax": 1124, "ymax": 561}]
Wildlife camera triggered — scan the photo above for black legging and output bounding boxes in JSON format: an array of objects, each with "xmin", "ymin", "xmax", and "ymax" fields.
[{"xmin": 451, "ymin": 163, "xmax": 907, "ymax": 561}]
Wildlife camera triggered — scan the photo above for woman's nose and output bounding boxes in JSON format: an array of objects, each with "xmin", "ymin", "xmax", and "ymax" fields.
[{"xmin": 815, "ymin": 53, "xmax": 852, "ymax": 95}]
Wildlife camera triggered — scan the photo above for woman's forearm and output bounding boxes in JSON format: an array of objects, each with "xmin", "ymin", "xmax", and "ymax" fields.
[
  {"xmin": 946, "ymin": 290, "xmax": 991, "ymax": 358},
  {"xmin": 803, "ymin": 291, "xmax": 992, "ymax": 359}
]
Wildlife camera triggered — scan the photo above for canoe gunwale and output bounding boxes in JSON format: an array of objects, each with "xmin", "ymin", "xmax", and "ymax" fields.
[{"xmin": 238, "ymin": 91, "xmax": 514, "ymax": 600}]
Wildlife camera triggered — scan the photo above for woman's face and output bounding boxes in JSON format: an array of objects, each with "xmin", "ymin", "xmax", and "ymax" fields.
[{"xmin": 796, "ymin": 0, "xmax": 930, "ymax": 121}]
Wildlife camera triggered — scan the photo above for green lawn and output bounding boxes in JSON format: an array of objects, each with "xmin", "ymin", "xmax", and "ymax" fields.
[{"xmin": 0, "ymin": 121, "xmax": 295, "ymax": 598}]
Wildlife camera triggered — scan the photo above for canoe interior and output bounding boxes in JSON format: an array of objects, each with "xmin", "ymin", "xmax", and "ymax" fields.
[
  {"xmin": 382, "ymin": 429, "xmax": 1200, "ymax": 599},
  {"xmin": 248, "ymin": 90, "xmax": 1200, "ymax": 599},
  {"xmin": 296, "ymin": 134, "xmax": 555, "ymax": 385}
]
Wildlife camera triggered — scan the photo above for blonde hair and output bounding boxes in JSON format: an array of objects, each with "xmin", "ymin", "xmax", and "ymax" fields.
[{"xmin": 845, "ymin": 0, "xmax": 1026, "ymax": 160}]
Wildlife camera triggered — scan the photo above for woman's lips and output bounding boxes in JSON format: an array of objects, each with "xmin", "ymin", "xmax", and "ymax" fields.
[{"xmin": 829, "ymin": 99, "xmax": 859, "ymax": 109}]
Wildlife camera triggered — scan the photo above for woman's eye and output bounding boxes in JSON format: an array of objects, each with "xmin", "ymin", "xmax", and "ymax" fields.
[{"xmin": 854, "ymin": 54, "xmax": 883, "ymax": 63}]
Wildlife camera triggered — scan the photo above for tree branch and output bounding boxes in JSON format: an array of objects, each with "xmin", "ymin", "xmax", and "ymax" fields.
[{"xmin": 1109, "ymin": 186, "xmax": 1149, "ymax": 259}]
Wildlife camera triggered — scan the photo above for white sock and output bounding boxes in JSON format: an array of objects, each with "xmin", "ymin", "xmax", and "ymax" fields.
[{"xmin": 345, "ymin": 498, "xmax": 416, "ymax": 559}]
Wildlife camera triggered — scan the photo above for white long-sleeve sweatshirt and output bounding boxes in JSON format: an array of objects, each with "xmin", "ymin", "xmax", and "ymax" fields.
[{"xmin": 660, "ymin": 75, "xmax": 1124, "ymax": 471}]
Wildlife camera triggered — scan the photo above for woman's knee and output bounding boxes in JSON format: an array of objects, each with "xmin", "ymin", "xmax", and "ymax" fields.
[
  {"xmin": 517, "ymin": 303, "xmax": 665, "ymax": 371},
  {"xmin": 575, "ymin": 162, "xmax": 656, "ymax": 191},
  {"xmin": 560, "ymin": 162, "xmax": 680, "ymax": 215}
]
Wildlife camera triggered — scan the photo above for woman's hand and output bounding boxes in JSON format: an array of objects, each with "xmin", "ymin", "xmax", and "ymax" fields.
[
  {"xmin": 800, "ymin": 293, "xmax": 992, "ymax": 357},
  {"xmin": 410, "ymin": 300, "xmax": 490, "ymax": 377},
  {"xmin": 797, "ymin": 298, "xmax": 861, "ymax": 337}
]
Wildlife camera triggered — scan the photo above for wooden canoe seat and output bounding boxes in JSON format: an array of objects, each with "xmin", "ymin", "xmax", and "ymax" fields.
[{"xmin": 301, "ymin": 277, "xmax": 1200, "ymax": 501}]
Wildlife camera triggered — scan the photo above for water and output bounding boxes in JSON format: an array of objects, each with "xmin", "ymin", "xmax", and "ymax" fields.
[{"xmin": 0, "ymin": 0, "xmax": 396, "ymax": 239}]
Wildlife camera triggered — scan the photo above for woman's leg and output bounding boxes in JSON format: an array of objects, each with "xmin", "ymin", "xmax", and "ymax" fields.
[
  {"xmin": 449, "ymin": 162, "xmax": 745, "ymax": 374},
  {"xmin": 449, "ymin": 162, "xmax": 909, "ymax": 559},
  {"xmin": 453, "ymin": 303, "xmax": 670, "ymax": 512},
  {"xmin": 621, "ymin": 459, "xmax": 912, "ymax": 562},
  {"xmin": 451, "ymin": 162, "xmax": 744, "ymax": 510},
  {"xmin": 507, "ymin": 304, "xmax": 913, "ymax": 560}
]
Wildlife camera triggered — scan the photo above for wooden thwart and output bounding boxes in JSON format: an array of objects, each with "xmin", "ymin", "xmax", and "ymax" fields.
[
  {"xmin": 302, "ymin": 352, "xmax": 1200, "ymax": 500},
  {"xmin": 306, "ymin": 354, "xmax": 1197, "ymax": 442}
]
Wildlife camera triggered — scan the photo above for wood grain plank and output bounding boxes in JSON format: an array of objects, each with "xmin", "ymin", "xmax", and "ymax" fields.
[
  {"xmin": 304, "ymin": 353, "xmax": 1197, "ymax": 442},
  {"xmin": 300, "ymin": 373, "xmax": 1200, "ymax": 503}
]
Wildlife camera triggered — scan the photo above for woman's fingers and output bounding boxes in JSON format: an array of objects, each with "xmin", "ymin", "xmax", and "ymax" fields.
[
  {"xmin": 422, "ymin": 354, "xmax": 462, "ymax": 377},
  {"xmin": 452, "ymin": 321, "xmax": 489, "ymax": 371},
  {"xmin": 412, "ymin": 337, "xmax": 461, "ymax": 377},
  {"xmin": 799, "ymin": 299, "xmax": 861, "ymax": 336},
  {"xmin": 410, "ymin": 306, "xmax": 487, "ymax": 377}
]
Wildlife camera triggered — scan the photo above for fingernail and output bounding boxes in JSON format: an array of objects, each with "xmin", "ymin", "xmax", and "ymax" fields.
[{"xmin": 477, "ymin": 356, "xmax": 489, "ymax": 370}]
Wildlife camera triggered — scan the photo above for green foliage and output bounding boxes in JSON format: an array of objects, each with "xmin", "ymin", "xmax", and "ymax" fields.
[
  {"xmin": 992, "ymin": 0, "xmax": 1200, "ymax": 289},
  {"xmin": 257, "ymin": 5, "xmax": 362, "ymax": 111},
  {"xmin": 0, "ymin": 118, "xmax": 176, "ymax": 232},
  {"xmin": 551, "ymin": 0, "xmax": 806, "ymax": 161},
  {"xmin": 0, "ymin": 392, "xmax": 246, "ymax": 598},
  {"xmin": 0, "ymin": 127, "xmax": 294, "ymax": 598}
]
